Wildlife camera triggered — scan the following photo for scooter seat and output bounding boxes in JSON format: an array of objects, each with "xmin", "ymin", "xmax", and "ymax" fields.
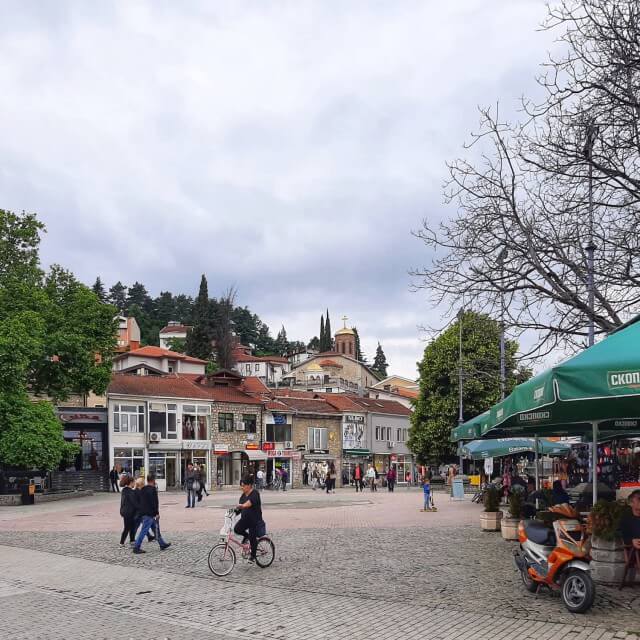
[{"xmin": 523, "ymin": 519, "xmax": 556, "ymax": 546}]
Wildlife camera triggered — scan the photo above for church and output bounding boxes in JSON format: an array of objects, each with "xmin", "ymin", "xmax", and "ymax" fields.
[{"xmin": 281, "ymin": 319, "xmax": 381, "ymax": 394}]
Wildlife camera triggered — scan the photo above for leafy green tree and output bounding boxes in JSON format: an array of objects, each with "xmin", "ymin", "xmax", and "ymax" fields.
[
  {"xmin": 307, "ymin": 336, "xmax": 320, "ymax": 350},
  {"xmin": 92, "ymin": 277, "xmax": 107, "ymax": 302},
  {"xmin": 108, "ymin": 281, "xmax": 127, "ymax": 311},
  {"xmin": 165, "ymin": 337, "xmax": 186, "ymax": 353},
  {"xmin": 371, "ymin": 342, "xmax": 388, "ymax": 378},
  {"xmin": 232, "ymin": 306, "xmax": 260, "ymax": 346},
  {"xmin": 274, "ymin": 325, "xmax": 289, "ymax": 356},
  {"xmin": 126, "ymin": 281, "xmax": 149, "ymax": 310},
  {"xmin": 408, "ymin": 311, "xmax": 529, "ymax": 463},
  {"xmin": 185, "ymin": 275, "xmax": 213, "ymax": 360},
  {"xmin": 353, "ymin": 327, "xmax": 366, "ymax": 363},
  {"xmin": 173, "ymin": 294, "xmax": 194, "ymax": 324},
  {"xmin": 255, "ymin": 323, "xmax": 276, "ymax": 355}
]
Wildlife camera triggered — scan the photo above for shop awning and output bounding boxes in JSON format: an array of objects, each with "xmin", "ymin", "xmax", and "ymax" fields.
[{"xmin": 244, "ymin": 450, "xmax": 267, "ymax": 461}]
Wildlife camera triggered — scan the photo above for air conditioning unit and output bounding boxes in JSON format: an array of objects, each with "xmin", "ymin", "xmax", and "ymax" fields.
[
  {"xmin": 236, "ymin": 421, "xmax": 246, "ymax": 431},
  {"xmin": 149, "ymin": 432, "xmax": 161, "ymax": 442},
  {"xmin": 284, "ymin": 441, "xmax": 293, "ymax": 449},
  {"xmin": 387, "ymin": 441, "xmax": 395, "ymax": 449}
]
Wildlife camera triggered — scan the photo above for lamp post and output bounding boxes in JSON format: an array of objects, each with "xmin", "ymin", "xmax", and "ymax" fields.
[
  {"xmin": 457, "ymin": 308, "xmax": 464, "ymax": 474},
  {"xmin": 497, "ymin": 248, "xmax": 508, "ymax": 400},
  {"xmin": 583, "ymin": 122, "xmax": 598, "ymax": 347}
]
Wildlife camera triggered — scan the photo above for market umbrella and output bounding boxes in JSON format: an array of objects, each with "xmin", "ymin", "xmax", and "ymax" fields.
[
  {"xmin": 450, "ymin": 411, "xmax": 490, "ymax": 442},
  {"xmin": 480, "ymin": 315, "xmax": 640, "ymax": 503},
  {"xmin": 459, "ymin": 437, "xmax": 570, "ymax": 460}
]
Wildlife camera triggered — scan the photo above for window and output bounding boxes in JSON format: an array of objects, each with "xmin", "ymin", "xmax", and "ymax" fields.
[
  {"xmin": 168, "ymin": 360, "xmax": 177, "ymax": 373},
  {"xmin": 266, "ymin": 423, "xmax": 292, "ymax": 442},
  {"xmin": 375, "ymin": 426, "xmax": 381, "ymax": 441},
  {"xmin": 308, "ymin": 427, "xmax": 328, "ymax": 451},
  {"xmin": 182, "ymin": 404, "xmax": 210, "ymax": 440},
  {"xmin": 113, "ymin": 404, "xmax": 145, "ymax": 433},
  {"xmin": 149, "ymin": 403, "xmax": 177, "ymax": 439},
  {"xmin": 218, "ymin": 412, "xmax": 234, "ymax": 432},
  {"xmin": 113, "ymin": 447, "xmax": 144, "ymax": 475},
  {"xmin": 397, "ymin": 428, "xmax": 403, "ymax": 442},
  {"xmin": 255, "ymin": 363, "xmax": 260, "ymax": 372},
  {"xmin": 242, "ymin": 414, "xmax": 257, "ymax": 434},
  {"xmin": 387, "ymin": 427, "xmax": 392, "ymax": 441},
  {"xmin": 245, "ymin": 364, "xmax": 251, "ymax": 374}
]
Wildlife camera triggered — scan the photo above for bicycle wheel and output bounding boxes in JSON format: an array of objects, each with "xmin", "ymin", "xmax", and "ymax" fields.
[
  {"xmin": 255, "ymin": 536, "xmax": 275, "ymax": 568},
  {"xmin": 208, "ymin": 542, "xmax": 236, "ymax": 576}
]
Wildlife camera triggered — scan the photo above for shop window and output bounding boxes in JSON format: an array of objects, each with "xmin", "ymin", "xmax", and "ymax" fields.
[
  {"xmin": 242, "ymin": 414, "xmax": 257, "ymax": 434},
  {"xmin": 266, "ymin": 423, "xmax": 292, "ymax": 441},
  {"xmin": 182, "ymin": 404, "xmax": 210, "ymax": 440},
  {"xmin": 113, "ymin": 404, "xmax": 145, "ymax": 433},
  {"xmin": 308, "ymin": 427, "xmax": 328, "ymax": 451},
  {"xmin": 113, "ymin": 447, "xmax": 145, "ymax": 476},
  {"xmin": 218, "ymin": 412, "xmax": 234, "ymax": 432},
  {"xmin": 149, "ymin": 403, "xmax": 177, "ymax": 439}
]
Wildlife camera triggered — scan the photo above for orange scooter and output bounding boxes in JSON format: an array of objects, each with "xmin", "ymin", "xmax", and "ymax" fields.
[{"xmin": 514, "ymin": 504, "xmax": 595, "ymax": 613}]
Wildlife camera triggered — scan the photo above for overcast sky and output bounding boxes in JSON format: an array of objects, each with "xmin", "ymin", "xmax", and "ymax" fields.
[{"xmin": 0, "ymin": 1, "xmax": 556, "ymax": 378}]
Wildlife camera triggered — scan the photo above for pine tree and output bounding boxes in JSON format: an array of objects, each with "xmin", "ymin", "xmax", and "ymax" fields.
[
  {"xmin": 92, "ymin": 277, "xmax": 106, "ymax": 302},
  {"xmin": 185, "ymin": 275, "xmax": 213, "ymax": 360},
  {"xmin": 319, "ymin": 315, "xmax": 326, "ymax": 351},
  {"xmin": 108, "ymin": 281, "xmax": 127, "ymax": 312},
  {"xmin": 275, "ymin": 325, "xmax": 289, "ymax": 356},
  {"xmin": 126, "ymin": 282, "xmax": 149, "ymax": 310},
  {"xmin": 324, "ymin": 309, "xmax": 332, "ymax": 351},
  {"xmin": 353, "ymin": 327, "xmax": 366, "ymax": 362},
  {"xmin": 372, "ymin": 342, "xmax": 388, "ymax": 378}
]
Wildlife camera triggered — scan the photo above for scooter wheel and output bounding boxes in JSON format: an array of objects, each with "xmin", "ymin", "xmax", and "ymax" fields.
[
  {"xmin": 521, "ymin": 568, "xmax": 538, "ymax": 593},
  {"xmin": 561, "ymin": 568, "xmax": 595, "ymax": 614}
]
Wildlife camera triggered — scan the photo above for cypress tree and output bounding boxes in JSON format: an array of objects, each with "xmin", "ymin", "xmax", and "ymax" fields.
[
  {"xmin": 325, "ymin": 309, "xmax": 332, "ymax": 351},
  {"xmin": 185, "ymin": 275, "xmax": 212, "ymax": 360},
  {"xmin": 320, "ymin": 315, "xmax": 326, "ymax": 351},
  {"xmin": 353, "ymin": 327, "xmax": 366, "ymax": 363}
]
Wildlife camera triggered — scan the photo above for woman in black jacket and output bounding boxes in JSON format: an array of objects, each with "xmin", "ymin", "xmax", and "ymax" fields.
[{"xmin": 119, "ymin": 475, "xmax": 138, "ymax": 546}]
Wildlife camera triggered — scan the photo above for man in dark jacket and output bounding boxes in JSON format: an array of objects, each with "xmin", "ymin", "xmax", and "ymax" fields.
[
  {"xmin": 133, "ymin": 475, "xmax": 171, "ymax": 554},
  {"xmin": 109, "ymin": 466, "xmax": 120, "ymax": 493}
]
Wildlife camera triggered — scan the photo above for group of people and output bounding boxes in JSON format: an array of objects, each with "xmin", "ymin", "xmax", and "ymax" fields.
[
  {"xmin": 118, "ymin": 473, "xmax": 171, "ymax": 554},
  {"xmin": 184, "ymin": 462, "xmax": 209, "ymax": 508},
  {"xmin": 303, "ymin": 461, "xmax": 336, "ymax": 492}
]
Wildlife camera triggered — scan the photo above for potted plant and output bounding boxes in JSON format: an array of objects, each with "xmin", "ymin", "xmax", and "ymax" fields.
[
  {"xmin": 501, "ymin": 490, "xmax": 523, "ymax": 540},
  {"xmin": 589, "ymin": 500, "xmax": 633, "ymax": 585},
  {"xmin": 480, "ymin": 485, "xmax": 503, "ymax": 531}
]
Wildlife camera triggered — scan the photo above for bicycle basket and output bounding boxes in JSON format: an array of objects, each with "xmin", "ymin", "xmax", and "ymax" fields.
[{"xmin": 220, "ymin": 509, "xmax": 238, "ymax": 536}]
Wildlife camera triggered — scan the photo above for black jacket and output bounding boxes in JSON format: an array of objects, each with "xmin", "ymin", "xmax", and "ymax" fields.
[
  {"xmin": 120, "ymin": 486, "xmax": 138, "ymax": 518},
  {"xmin": 109, "ymin": 469, "xmax": 118, "ymax": 482},
  {"xmin": 138, "ymin": 484, "xmax": 160, "ymax": 518}
]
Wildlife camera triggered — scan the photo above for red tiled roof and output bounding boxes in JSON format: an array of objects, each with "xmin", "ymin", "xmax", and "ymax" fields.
[
  {"xmin": 108, "ymin": 373, "xmax": 211, "ymax": 399},
  {"xmin": 241, "ymin": 377, "xmax": 271, "ymax": 394},
  {"xmin": 235, "ymin": 353, "xmax": 288, "ymax": 364},
  {"xmin": 108, "ymin": 373, "xmax": 264, "ymax": 405},
  {"xmin": 114, "ymin": 346, "xmax": 207, "ymax": 365},
  {"xmin": 318, "ymin": 359, "xmax": 342, "ymax": 368},
  {"xmin": 349, "ymin": 397, "xmax": 412, "ymax": 416},
  {"xmin": 265, "ymin": 399, "xmax": 292, "ymax": 412},
  {"xmin": 318, "ymin": 394, "xmax": 364, "ymax": 412},
  {"xmin": 270, "ymin": 389, "xmax": 316, "ymax": 399},
  {"xmin": 159, "ymin": 324, "xmax": 192, "ymax": 334},
  {"xmin": 394, "ymin": 387, "xmax": 419, "ymax": 399},
  {"xmin": 274, "ymin": 397, "xmax": 341, "ymax": 415}
]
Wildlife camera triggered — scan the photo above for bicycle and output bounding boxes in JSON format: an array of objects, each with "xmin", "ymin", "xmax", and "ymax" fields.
[
  {"xmin": 268, "ymin": 476, "xmax": 282, "ymax": 491},
  {"xmin": 208, "ymin": 509, "xmax": 275, "ymax": 576}
]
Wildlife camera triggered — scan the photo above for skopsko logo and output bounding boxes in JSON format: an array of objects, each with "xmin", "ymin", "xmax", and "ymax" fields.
[
  {"xmin": 608, "ymin": 370, "xmax": 640, "ymax": 391},
  {"xmin": 519, "ymin": 411, "xmax": 550, "ymax": 423},
  {"xmin": 533, "ymin": 387, "xmax": 544, "ymax": 401}
]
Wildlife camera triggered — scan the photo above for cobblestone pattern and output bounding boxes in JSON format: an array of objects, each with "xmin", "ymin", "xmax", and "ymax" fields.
[{"xmin": 1, "ymin": 525, "xmax": 639, "ymax": 637}]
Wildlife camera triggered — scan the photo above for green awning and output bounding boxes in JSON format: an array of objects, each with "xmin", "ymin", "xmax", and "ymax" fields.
[
  {"xmin": 450, "ymin": 411, "xmax": 490, "ymax": 442},
  {"xmin": 459, "ymin": 438, "xmax": 570, "ymax": 460},
  {"xmin": 479, "ymin": 315, "xmax": 640, "ymax": 438}
]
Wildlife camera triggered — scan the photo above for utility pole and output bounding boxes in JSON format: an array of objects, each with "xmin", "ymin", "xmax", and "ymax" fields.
[
  {"xmin": 498, "ymin": 248, "xmax": 508, "ymax": 400},
  {"xmin": 584, "ymin": 122, "xmax": 598, "ymax": 347},
  {"xmin": 457, "ymin": 308, "xmax": 464, "ymax": 475}
]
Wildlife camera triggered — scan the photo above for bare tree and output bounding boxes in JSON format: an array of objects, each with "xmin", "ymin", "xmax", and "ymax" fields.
[{"xmin": 413, "ymin": 1, "xmax": 640, "ymax": 358}]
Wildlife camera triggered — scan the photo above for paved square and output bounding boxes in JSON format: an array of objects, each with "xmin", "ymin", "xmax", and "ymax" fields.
[{"xmin": 0, "ymin": 489, "xmax": 638, "ymax": 639}]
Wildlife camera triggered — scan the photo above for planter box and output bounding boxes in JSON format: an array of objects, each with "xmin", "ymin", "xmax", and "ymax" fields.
[
  {"xmin": 480, "ymin": 510, "xmax": 503, "ymax": 531},
  {"xmin": 591, "ymin": 536, "xmax": 639, "ymax": 585},
  {"xmin": 501, "ymin": 516, "xmax": 521, "ymax": 540}
]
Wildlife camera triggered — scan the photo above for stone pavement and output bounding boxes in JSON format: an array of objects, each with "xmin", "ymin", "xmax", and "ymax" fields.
[{"xmin": 1, "ymin": 489, "xmax": 639, "ymax": 639}]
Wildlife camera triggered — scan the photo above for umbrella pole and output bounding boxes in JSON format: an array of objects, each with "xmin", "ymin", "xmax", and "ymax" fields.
[
  {"xmin": 592, "ymin": 422, "xmax": 598, "ymax": 505},
  {"xmin": 534, "ymin": 434, "xmax": 540, "ymax": 492}
]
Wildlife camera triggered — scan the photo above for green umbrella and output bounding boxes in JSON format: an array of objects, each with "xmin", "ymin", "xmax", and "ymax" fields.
[
  {"xmin": 460, "ymin": 437, "xmax": 570, "ymax": 460},
  {"xmin": 480, "ymin": 315, "xmax": 640, "ymax": 502},
  {"xmin": 450, "ymin": 411, "xmax": 490, "ymax": 442}
]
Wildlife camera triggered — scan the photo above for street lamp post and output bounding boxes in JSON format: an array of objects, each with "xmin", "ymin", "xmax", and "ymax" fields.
[
  {"xmin": 584, "ymin": 122, "xmax": 598, "ymax": 348},
  {"xmin": 497, "ymin": 248, "xmax": 508, "ymax": 400},
  {"xmin": 458, "ymin": 308, "xmax": 464, "ymax": 474}
]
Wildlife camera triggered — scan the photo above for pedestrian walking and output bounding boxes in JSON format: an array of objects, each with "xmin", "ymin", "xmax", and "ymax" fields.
[
  {"xmin": 329, "ymin": 462, "xmax": 336, "ymax": 493},
  {"xmin": 133, "ymin": 475, "xmax": 171, "ymax": 554},
  {"xmin": 280, "ymin": 466, "xmax": 288, "ymax": 491},
  {"xmin": 184, "ymin": 463, "xmax": 196, "ymax": 508},
  {"xmin": 133, "ymin": 476, "xmax": 155, "ymax": 544},
  {"xmin": 257, "ymin": 467, "xmax": 265, "ymax": 491},
  {"xmin": 353, "ymin": 464, "xmax": 362, "ymax": 492},
  {"xmin": 311, "ymin": 466, "xmax": 319, "ymax": 490},
  {"xmin": 421, "ymin": 474, "xmax": 433, "ymax": 511},
  {"xmin": 405, "ymin": 470, "xmax": 412, "ymax": 489},
  {"xmin": 387, "ymin": 466, "xmax": 396, "ymax": 492},
  {"xmin": 302, "ymin": 462, "xmax": 309, "ymax": 486},
  {"xmin": 325, "ymin": 464, "xmax": 333, "ymax": 494},
  {"xmin": 109, "ymin": 466, "xmax": 120, "ymax": 493},
  {"xmin": 366, "ymin": 464, "xmax": 376, "ymax": 492},
  {"xmin": 119, "ymin": 475, "xmax": 138, "ymax": 546}
]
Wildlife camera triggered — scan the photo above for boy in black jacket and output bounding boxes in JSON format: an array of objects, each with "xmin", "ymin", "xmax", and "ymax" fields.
[{"xmin": 133, "ymin": 475, "xmax": 172, "ymax": 554}]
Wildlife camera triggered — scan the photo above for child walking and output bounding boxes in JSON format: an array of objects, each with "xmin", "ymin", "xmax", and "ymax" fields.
[{"xmin": 421, "ymin": 474, "xmax": 432, "ymax": 511}]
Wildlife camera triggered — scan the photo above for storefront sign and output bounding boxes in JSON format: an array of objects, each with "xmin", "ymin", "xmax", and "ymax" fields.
[
  {"xmin": 273, "ymin": 414, "xmax": 287, "ymax": 425},
  {"xmin": 345, "ymin": 415, "xmax": 364, "ymax": 423},
  {"xmin": 213, "ymin": 444, "xmax": 229, "ymax": 454},
  {"xmin": 57, "ymin": 409, "xmax": 107, "ymax": 424},
  {"xmin": 343, "ymin": 416, "xmax": 366, "ymax": 450},
  {"xmin": 309, "ymin": 449, "xmax": 329, "ymax": 455},
  {"xmin": 262, "ymin": 442, "xmax": 275, "ymax": 451},
  {"xmin": 183, "ymin": 440, "xmax": 211, "ymax": 450},
  {"xmin": 296, "ymin": 444, "xmax": 307, "ymax": 452},
  {"xmin": 245, "ymin": 443, "xmax": 259, "ymax": 450},
  {"xmin": 267, "ymin": 449, "xmax": 301, "ymax": 459}
]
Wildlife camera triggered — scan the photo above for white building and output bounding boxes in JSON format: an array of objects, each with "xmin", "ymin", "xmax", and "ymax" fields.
[
  {"xmin": 232, "ymin": 344, "xmax": 290, "ymax": 386},
  {"xmin": 112, "ymin": 346, "xmax": 207, "ymax": 376},
  {"xmin": 159, "ymin": 322, "xmax": 191, "ymax": 350}
]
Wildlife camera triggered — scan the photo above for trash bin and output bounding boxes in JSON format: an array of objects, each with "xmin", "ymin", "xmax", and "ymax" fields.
[{"xmin": 20, "ymin": 483, "xmax": 35, "ymax": 506}]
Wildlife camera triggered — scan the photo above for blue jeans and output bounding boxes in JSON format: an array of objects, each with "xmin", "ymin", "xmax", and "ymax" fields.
[
  {"xmin": 134, "ymin": 516, "xmax": 166, "ymax": 549},
  {"xmin": 186, "ymin": 489, "xmax": 196, "ymax": 507},
  {"xmin": 423, "ymin": 492, "xmax": 431, "ymax": 509}
]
